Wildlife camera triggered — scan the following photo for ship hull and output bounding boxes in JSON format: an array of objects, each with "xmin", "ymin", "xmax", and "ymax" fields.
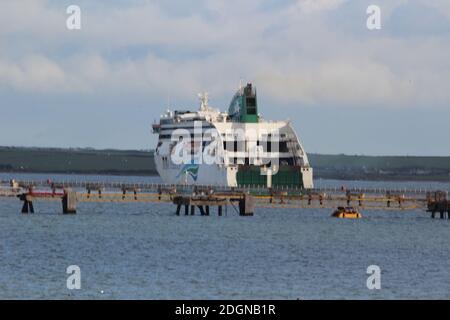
[
  {"xmin": 154, "ymin": 155, "xmax": 232, "ymax": 186},
  {"xmin": 154, "ymin": 154, "xmax": 313, "ymax": 188}
]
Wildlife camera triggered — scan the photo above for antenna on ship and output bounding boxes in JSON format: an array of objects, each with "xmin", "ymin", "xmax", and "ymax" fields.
[
  {"xmin": 198, "ymin": 92, "xmax": 209, "ymax": 111},
  {"xmin": 166, "ymin": 94, "xmax": 171, "ymax": 113}
]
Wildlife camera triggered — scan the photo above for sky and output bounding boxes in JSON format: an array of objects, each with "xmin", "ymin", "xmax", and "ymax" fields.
[{"xmin": 0, "ymin": 0, "xmax": 449, "ymax": 155}]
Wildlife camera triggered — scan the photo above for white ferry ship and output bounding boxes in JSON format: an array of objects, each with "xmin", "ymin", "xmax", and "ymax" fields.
[{"xmin": 152, "ymin": 83, "xmax": 313, "ymax": 188}]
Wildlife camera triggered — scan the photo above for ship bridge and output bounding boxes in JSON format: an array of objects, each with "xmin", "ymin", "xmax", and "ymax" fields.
[{"xmin": 228, "ymin": 83, "xmax": 259, "ymax": 123}]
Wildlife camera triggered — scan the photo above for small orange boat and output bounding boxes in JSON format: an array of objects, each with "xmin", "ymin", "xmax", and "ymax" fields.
[{"xmin": 332, "ymin": 207, "xmax": 362, "ymax": 219}]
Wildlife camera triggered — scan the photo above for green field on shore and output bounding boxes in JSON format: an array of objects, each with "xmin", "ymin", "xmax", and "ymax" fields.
[
  {"xmin": 1, "ymin": 146, "xmax": 449, "ymax": 181},
  {"xmin": 0, "ymin": 147, "xmax": 155, "ymax": 175},
  {"xmin": 307, "ymin": 154, "xmax": 450, "ymax": 181}
]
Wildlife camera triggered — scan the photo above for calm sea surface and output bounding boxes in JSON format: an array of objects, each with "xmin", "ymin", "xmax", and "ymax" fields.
[{"xmin": 0, "ymin": 173, "xmax": 449, "ymax": 299}]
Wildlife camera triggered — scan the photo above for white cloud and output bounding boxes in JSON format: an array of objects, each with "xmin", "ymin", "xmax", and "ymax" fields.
[
  {"xmin": 255, "ymin": 58, "xmax": 414, "ymax": 106},
  {"xmin": 296, "ymin": 0, "xmax": 348, "ymax": 14},
  {"xmin": 423, "ymin": 0, "xmax": 450, "ymax": 20},
  {"xmin": 0, "ymin": 55, "xmax": 66, "ymax": 92},
  {"xmin": 0, "ymin": 0, "xmax": 449, "ymax": 108}
]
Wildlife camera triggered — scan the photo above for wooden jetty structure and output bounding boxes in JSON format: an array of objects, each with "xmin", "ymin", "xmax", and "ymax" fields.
[
  {"xmin": 0, "ymin": 179, "xmax": 449, "ymax": 218},
  {"xmin": 427, "ymin": 191, "xmax": 449, "ymax": 219}
]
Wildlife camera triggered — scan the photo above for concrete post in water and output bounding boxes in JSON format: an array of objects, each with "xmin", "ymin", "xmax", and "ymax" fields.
[
  {"xmin": 62, "ymin": 189, "xmax": 77, "ymax": 214},
  {"xmin": 239, "ymin": 194, "xmax": 255, "ymax": 216}
]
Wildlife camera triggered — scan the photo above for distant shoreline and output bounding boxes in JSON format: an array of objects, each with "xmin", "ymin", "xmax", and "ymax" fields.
[
  {"xmin": 1, "ymin": 146, "xmax": 450, "ymax": 182},
  {"xmin": 0, "ymin": 169, "xmax": 156, "ymax": 177},
  {"xmin": 0, "ymin": 170, "xmax": 448, "ymax": 183}
]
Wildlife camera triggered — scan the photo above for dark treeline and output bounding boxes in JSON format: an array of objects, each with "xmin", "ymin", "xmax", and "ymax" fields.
[{"xmin": 1, "ymin": 146, "xmax": 450, "ymax": 181}]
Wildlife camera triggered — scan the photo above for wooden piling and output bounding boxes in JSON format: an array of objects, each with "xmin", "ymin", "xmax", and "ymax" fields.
[
  {"xmin": 198, "ymin": 205, "xmax": 206, "ymax": 216},
  {"xmin": 427, "ymin": 191, "xmax": 449, "ymax": 219},
  {"xmin": 20, "ymin": 195, "xmax": 34, "ymax": 214},
  {"xmin": 21, "ymin": 200, "xmax": 29, "ymax": 213},
  {"xmin": 29, "ymin": 201, "xmax": 34, "ymax": 213},
  {"xmin": 239, "ymin": 194, "xmax": 255, "ymax": 216},
  {"xmin": 62, "ymin": 189, "xmax": 77, "ymax": 214}
]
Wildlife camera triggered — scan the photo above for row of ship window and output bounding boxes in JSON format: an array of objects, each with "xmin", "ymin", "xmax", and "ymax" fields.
[{"xmin": 160, "ymin": 156, "xmax": 296, "ymax": 167}]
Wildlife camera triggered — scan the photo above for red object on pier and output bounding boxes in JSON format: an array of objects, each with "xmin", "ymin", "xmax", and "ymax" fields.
[{"xmin": 26, "ymin": 191, "xmax": 64, "ymax": 198}]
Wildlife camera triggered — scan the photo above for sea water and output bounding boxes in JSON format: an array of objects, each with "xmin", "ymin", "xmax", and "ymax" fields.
[{"xmin": 0, "ymin": 173, "xmax": 449, "ymax": 299}]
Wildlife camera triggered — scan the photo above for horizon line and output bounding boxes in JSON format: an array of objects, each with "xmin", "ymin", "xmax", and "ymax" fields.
[{"xmin": 1, "ymin": 145, "xmax": 449, "ymax": 158}]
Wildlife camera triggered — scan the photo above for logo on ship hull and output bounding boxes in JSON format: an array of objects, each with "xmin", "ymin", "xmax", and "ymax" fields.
[{"xmin": 177, "ymin": 164, "xmax": 199, "ymax": 181}]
